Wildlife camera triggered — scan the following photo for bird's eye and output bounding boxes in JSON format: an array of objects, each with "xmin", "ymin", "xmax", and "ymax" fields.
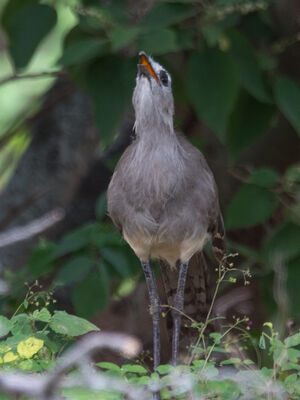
[{"xmin": 159, "ymin": 70, "xmax": 168, "ymax": 86}]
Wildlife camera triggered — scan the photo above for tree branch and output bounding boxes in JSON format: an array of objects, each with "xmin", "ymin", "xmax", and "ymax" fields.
[{"xmin": 0, "ymin": 71, "xmax": 65, "ymax": 87}]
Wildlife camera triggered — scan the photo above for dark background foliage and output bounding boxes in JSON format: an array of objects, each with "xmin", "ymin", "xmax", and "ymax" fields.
[{"xmin": 0, "ymin": 0, "xmax": 299, "ymax": 345}]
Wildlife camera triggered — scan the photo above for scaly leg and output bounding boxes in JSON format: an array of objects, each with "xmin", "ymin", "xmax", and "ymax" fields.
[
  {"xmin": 172, "ymin": 261, "xmax": 189, "ymax": 366},
  {"xmin": 141, "ymin": 261, "xmax": 161, "ymax": 399}
]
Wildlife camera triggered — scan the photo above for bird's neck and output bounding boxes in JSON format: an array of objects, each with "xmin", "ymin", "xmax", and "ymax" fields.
[{"xmin": 134, "ymin": 109, "xmax": 174, "ymax": 143}]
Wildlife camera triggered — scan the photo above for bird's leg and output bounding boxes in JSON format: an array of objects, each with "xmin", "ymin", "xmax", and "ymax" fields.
[
  {"xmin": 172, "ymin": 261, "xmax": 189, "ymax": 366},
  {"xmin": 141, "ymin": 261, "xmax": 161, "ymax": 369}
]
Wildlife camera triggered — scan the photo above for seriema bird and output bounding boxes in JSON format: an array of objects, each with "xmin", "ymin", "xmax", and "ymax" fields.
[{"xmin": 107, "ymin": 52, "xmax": 226, "ymax": 372}]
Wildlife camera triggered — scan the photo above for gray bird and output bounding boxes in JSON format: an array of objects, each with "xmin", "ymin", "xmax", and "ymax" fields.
[{"xmin": 107, "ymin": 52, "xmax": 225, "ymax": 373}]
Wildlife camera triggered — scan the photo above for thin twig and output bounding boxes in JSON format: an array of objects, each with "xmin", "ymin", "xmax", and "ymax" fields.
[{"xmin": 0, "ymin": 71, "xmax": 64, "ymax": 87}]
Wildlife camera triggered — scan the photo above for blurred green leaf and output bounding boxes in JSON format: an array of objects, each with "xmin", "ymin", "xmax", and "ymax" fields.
[
  {"xmin": 227, "ymin": 91, "xmax": 275, "ymax": 157},
  {"xmin": 28, "ymin": 242, "xmax": 57, "ymax": 277},
  {"xmin": 55, "ymin": 257, "xmax": 94, "ymax": 287},
  {"xmin": 274, "ymin": 76, "xmax": 300, "ymax": 137},
  {"xmin": 11, "ymin": 314, "xmax": 32, "ymax": 336},
  {"xmin": 186, "ymin": 48, "xmax": 238, "ymax": 138},
  {"xmin": 32, "ymin": 308, "xmax": 51, "ymax": 323},
  {"xmin": 59, "ymin": 39, "xmax": 108, "ymax": 67},
  {"xmin": 97, "ymin": 361, "xmax": 121, "ymax": 372},
  {"xmin": 140, "ymin": 3, "xmax": 194, "ymax": 31},
  {"xmin": 87, "ymin": 56, "xmax": 136, "ymax": 144},
  {"xmin": 263, "ymin": 222, "xmax": 300, "ymax": 262},
  {"xmin": 110, "ymin": 26, "xmax": 140, "ymax": 51},
  {"xmin": 72, "ymin": 264, "xmax": 109, "ymax": 318},
  {"xmin": 257, "ymin": 53, "xmax": 277, "ymax": 71},
  {"xmin": 0, "ymin": 316, "xmax": 12, "ymax": 338},
  {"xmin": 49, "ymin": 311, "xmax": 99, "ymax": 336},
  {"xmin": 202, "ymin": 14, "xmax": 240, "ymax": 47},
  {"xmin": 228, "ymin": 30, "xmax": 271, "ymax": 103},
  {"xmin": 4, "ymin": 3, "xmax": 57, "ymax": 69},
  {"xmin": 174, "ymin": 27, "xmax": 195, "ymax": 50},
  {"xmin": 101, "ymin": 247, "xmax": 131, "ymax": 277},
  {"xmin": 225, "ymin": 184, "xmax": 277, "ymax": 229},
  {"xmin": 259, "ymin": 335, "xmax": 266, "ymax": 349},
  {"xmin": 284, "ymin": 333, "xmax": 300, "ymax": 348},
  {"xmin": 137, "ymin": 28, "xmax": 178, "ymax": 55},
  {"xmin": 220, "ymin": 357, "xmax": 242, "ymax": 365},
  {"xmin": 121, "ymin": 364, "xmax": 148, "ymax": 374},
  {"xmin": 50, "ymin": 232, "xmax": 88, "ymax": 260},
  {"xmin": 95, "ymin": 193, "xmax": 107, "ymax": 220},
  {"xmin": 1, "ymin": 0, "xmax": 37, "ymax": 25},
  {"xmin": 248, "ymin": 168, "xmax": 279, "ymax": 188}
]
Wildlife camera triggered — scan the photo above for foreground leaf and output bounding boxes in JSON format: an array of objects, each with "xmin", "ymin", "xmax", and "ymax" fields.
[
  {"xmin": 32, "ymin": 308, "xmax": 51, "ymax": 323},
  {"xmin": 0, "ymin": 316, "xmax": 12, "ymax": 338},
  {"xmin": 49, "ymin": 311, "xmax": 99, "ymax": 336},
  {"xmin": 17, "ymin": 337, "xmax": 44, "ymax": 359}
]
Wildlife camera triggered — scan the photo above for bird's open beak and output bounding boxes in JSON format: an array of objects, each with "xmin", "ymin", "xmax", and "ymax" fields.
[{"xmin": 138, "ymin": 51, "xmax": 160, "ymax": 86}]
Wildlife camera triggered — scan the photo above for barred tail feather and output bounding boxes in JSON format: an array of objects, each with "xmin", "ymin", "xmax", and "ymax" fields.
[{"xmin": 159, "ymin": 252, "xmax": 209, "ymax": 342}]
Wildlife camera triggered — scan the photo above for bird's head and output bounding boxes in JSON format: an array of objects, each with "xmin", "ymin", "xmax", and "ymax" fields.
[{"xmin": 133, "ymin": 52, "xmax": 174, "ymax": 134}]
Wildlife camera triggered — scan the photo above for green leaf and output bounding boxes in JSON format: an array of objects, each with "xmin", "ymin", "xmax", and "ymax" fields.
[
  {"xmin": 87, "ymin": 56, "xmax": 136, "ymax": 144},
  {"xmin": 49, "ymin": 311, "xmax": 99, "ymax": 336},
  {"xmin": 220, "ymin": 357, "xmax": 242, "ymax": 365},
  {"xmin": 62, "ymin": 388, "xmax": 116, "ymax": 400},
  {"xmin": 97, "ymin": 362, "xmax": 121, "ymax": 372},
  {"xmin": 156, "ymin": 364, "xmax": 174, "ymax": 374},
  {"xmin": 186, "ymin": 48, "xmax": 238, "ymax": 138},
  {"xmin": 122, "ymin": 364, "xmax": 148, "ymax": 374},
  {"xmin": 28, "ymin": 241, "xmax": 57, "ymax": 277},
  {"xmin": 137, "ymin": 28, "xmax": 178, "ymax": 55},
  {"xmin": 243, "ymin": 359, "xmax": 255, "ymax": 365},
  {"xmin": 228, "ymin": 30, "xmax": 271, "ymax": 103},
  {"xmin": 4, "ymin": 4, "xmax": 57, "ymax": 69},
  {"xmin": 72, "ymin": 264, "xmax": 109, "ymax": 318},
  {"xmin": 110, "ymin": 26, "xmax": 140, "ymax": 51},
  {"xmin": 259, "ymin": 335, "xmax": 266, "ymax": 350},
  {"xmin": 209, "ymin": 332, "xmax": 222, "ymax": 344},
  {"xmin": 284, "ymin": 333, "xmax": 300, "ymax": 348},
  {"xmin": 140, "ymin": 3, "xmax": 194, "ymax": 31},
  {"xmin": 59, "ymin": 39, "xmax": 108, "ymax": 67},
  {"xmin": 95, "ymin": 193, "xmax": 107, "ymax": 220},
  {"xmin": 101, "ymin": 247, "xmax": 131, "ymax": 277},
  {"xmin": 0, "ymin": 316, "xmax": 12, "ymax": 337},
  {"xmin": 225, "ymin": 184, "xmax": 277, "ymax": 229},
  {"xmin": 202, "ymin": 14, "xmax": 240, "ymax": 47},
  {"xmin": 248, "ymin": 168, "xmax": 279, "ymax": 188},
  {"xmin": 274, "ymin": 76, "xmax": 300, "ymax": 137},
  {"xmin": 32, "ymin": 308, "xmax": 51, "ymax": 323},
  {"xmin": 55, "ymin": 256, "xmax": 94, "ymax": 287},
  {"xmin": 50, "ymin": 229, "xmax": 89, "ymax": 259},
  {"xmin": 284, "ymin": 373, "xmax": 297, "ymax": 385},
  {"xmin": 11, "ymin": 314, "xmax": 32, "ymax": 336},
  {"xmin": 263, "ymin": 222, "xmax": 300, "ymax": 262},
  {"xmin": 226, "ymin": 90, "xmax": 275, "ymax": 158}
]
